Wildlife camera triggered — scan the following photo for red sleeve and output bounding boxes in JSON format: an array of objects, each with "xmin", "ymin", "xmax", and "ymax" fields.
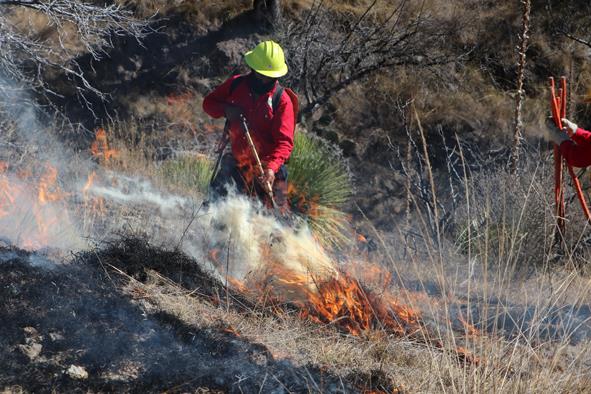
[
  {"xmin": 559, "ymin": 139, "xmax": 591, "ymax": 168},
  {"xmin": 202, "ymin": 75, "xmax": 241, "ymax": 119},
  {"xmin": 262, "ymin": 92, "xmax": 295, "ymax": 173},
  {"xmin": 571, "ymin": 127, "xmax": 591, "ymax": 146}
]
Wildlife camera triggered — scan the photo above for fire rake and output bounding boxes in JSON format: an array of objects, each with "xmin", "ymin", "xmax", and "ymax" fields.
[{"xmin": 549, "ymin": 76, "xmax": 591, "ymax": 234}]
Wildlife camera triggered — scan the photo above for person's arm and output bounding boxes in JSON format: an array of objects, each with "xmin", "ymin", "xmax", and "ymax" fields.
[
  {"xmin": 261, "ymin": 93, "xmax": 295, "ymax": 173},
  {"xmin": 571, "ymin": 127, "xmax": 591, "ymax": 146},
  {"xmin": 202, "ymin": 75, "xmax": 241, "ymax": 119},
  {"xmin": 559, "ymin": 139, "xmax": 591, "ymax": 168}
]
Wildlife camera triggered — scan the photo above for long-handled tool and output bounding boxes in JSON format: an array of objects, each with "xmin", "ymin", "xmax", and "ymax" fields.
[
  {"xmin": 549, "ymin": 76, "xmax": 591, "ymax": 234},
  {"xmin": 207, "ymin": 121, "xmax": 230, "ymax": 200},
  {"xmin": 239, "ymin": 115, "xmax": 278, "ymax": 209}
]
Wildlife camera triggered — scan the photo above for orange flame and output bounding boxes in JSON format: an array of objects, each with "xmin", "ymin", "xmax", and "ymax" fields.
[
  {"xmin": 241, "ymin": 264, "xmax": 421, "ymax": 337},
  {"xmin": 458, "ymin": 313, "xmax": 481, "ymax": 338},
  {"xmin": 209, "ymin": 248, "xmax": 221, "ymax": 263},
  {"xmin": 0, "ymin": 163, "xmax": 79, "ymax": 250},
  {"xmin": 287, "ymin": 183, "xmax": 321, "ymax": 218},
  {"xmin": 0, "ymin": 174, "xmax": 18, "ymax": 218},
  {"xmin": 91, "ymin": 128, "xmax": 118, "ymax": 162},
  {"xmin": 38, "ymin": 164, "xmax": 66, "ymax": 204},
  {"xmin": 228, "ymin": 257, "xmax": 480, "ymax": 365},
  {"xmin": 82, "ymin": 171, "xmax": 105, "ymax": 216}
]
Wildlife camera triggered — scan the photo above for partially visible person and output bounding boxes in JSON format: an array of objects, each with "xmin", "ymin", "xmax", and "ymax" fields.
[
  {"xmin": 545, "ymin": 117, "xmax": 591, "ymax": 168},
  {"xmin": 202, "ymin": 40, "xmax": 295, "ymax": 212}
]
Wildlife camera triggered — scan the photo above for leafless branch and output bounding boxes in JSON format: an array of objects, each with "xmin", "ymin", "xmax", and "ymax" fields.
[
  {"xmin": 278, "ymin": 0, "xmax": 461, "ymax": 116},
  {"xmin": 558, "ymin": 30, "xmax": 591, "ymax": 49},
  {"xmin": 0, "ymin": 0, "xmax": 151, "ymax": 108}
]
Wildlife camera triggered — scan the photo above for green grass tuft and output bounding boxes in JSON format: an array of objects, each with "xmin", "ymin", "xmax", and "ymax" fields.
[{"xmin": 159, "ymin": 154, "xmax": 214, "ymax": 194}]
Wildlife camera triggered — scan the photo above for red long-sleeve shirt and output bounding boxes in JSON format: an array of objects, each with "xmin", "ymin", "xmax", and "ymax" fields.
[
  {"xmin": 560, "ymin": 127, "xmax": 591, "ymax": 168},
  {"xmin": 202, "ymin": 74, "xmax": 295, "ymax": 173}
]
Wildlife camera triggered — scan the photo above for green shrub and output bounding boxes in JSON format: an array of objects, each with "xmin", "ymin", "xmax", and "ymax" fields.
[{"xmin": 287, "ymin": 131, "xmax": 353, "ymax": 249}]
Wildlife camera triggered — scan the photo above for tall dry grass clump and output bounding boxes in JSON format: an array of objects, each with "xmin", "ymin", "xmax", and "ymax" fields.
[{"xmin": 376, "ymin": 141, "xmax": 591, "ymax": 392}]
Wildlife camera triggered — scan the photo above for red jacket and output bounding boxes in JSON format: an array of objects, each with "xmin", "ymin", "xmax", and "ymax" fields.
[
  {"xmin": 560, "ymin": 127, "xmax": 591, "ymax": 168},
  {"xmin": 202, "ymin": 74, "xmax": 295, "ymax": 173}
]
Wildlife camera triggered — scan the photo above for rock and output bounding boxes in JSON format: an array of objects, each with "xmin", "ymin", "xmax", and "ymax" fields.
[
  {"xmin": 18, "ymin": 343, "xmax": 42, "ymax": 361},
  {"xmin": 23, "ymin": 327, "xmax": 39, "ymax": 337},
  {"xmin": 23, "ymin": 327, "xmax": 43, "ymax": 341},
  {"xmin": 49, "ymin": 332, "xmax": 64, "ymax": 342},
  {"xmin": 339, "ymin": 139, "xmax": 357, "ymax": 157},
  {"xmin": 67, "ymin": 365, "xmax": 89, "ymax": 380}
]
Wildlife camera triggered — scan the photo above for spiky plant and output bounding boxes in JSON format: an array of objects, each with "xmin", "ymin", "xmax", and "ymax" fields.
[{"xmin": 287, "ymin": 131, "xmax": 353, "ymax": 249}]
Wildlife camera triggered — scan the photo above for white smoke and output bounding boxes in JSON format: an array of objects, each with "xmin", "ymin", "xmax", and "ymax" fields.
[
  {"xmin": 189, "ymin": 195, "xmax": 337, "ymax": 291},
  {"xmin": 86, "ymin": 173, "xmax": 193, "ymax": 214},
  {"xmin": 82, "ymin": 174, "xmax": 338, "ymax": 288}
]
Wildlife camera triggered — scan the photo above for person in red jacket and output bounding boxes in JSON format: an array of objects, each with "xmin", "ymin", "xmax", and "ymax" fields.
[
  {"xmin": 203, "ymin": 40, "xmax": 295, "ymax": 211},
  {"xmin": 546, "ymin": 117, "xmax": 591, "ymax": 168}
]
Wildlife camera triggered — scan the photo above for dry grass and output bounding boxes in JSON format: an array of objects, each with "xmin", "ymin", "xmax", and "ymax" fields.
[
  {"xmin": 118, "ymin": 0, "xmax": 252, "ymax": 27},
  {"xmin": 107, "ymin": 199, "xmax": 591, "ymax": 393},
  {"xmin": 84, "ymin": 133, "xmax": 591, "ymax": 392}
]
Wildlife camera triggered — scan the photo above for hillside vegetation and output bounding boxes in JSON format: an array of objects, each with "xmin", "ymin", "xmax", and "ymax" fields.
[{"xmin": 2, "ymin": 0, "xmax": 591, "ymax": 393}]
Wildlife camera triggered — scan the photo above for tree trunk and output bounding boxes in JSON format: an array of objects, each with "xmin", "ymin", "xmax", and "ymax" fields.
[{"xmin": 253, "ymin": 0, "xmax": 281, "ymax": 29}]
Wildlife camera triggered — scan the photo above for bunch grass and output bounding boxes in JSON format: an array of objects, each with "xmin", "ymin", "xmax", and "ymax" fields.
[
  {"xmin": 287, "ymin": 131, "xmax": 353, "ymax": 249},
  {"xmin": 158, "ymin": 154, "xmax": 214, "ymax": 195}
]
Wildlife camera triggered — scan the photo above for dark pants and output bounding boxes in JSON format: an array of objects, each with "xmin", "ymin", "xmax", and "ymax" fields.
[{"xmin": 210, "ymin": 154, "xmax": 290, "ymax": 212}]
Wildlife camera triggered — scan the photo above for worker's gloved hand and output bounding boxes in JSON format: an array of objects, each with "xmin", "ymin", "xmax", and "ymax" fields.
[
  {"xmin": 561, "ymin": 118, "xmax": 578, "ymax": 136},
  {"xmin": 224, "ymin": 104, "xmax": 242, "ymax": 122},
  {"xmin": 544, "ymin": 118, "xmax": 570, "ymax": 145},
  {"xmin": 258, "ymin": 168, "xmax": 275, "ymax": 194}
]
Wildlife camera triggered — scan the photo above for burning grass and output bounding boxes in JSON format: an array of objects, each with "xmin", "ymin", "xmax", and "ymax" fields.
[{"xmin": 85, "ymin": 222, "xmax": 591, "ymax": 393}]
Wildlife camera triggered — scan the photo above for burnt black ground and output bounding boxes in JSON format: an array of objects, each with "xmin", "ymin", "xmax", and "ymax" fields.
[{"xmin": 0, "ymin": 245, "xmax": 355, "ymax": 393}]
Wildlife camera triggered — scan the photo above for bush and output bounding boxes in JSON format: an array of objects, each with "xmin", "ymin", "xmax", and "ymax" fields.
[{"xmin": 287, "ymin": 131, "xmax": 353, "ymax": 249}]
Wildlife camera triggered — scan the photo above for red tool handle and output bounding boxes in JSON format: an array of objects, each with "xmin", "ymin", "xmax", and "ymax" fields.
[
  {"xmin": 550, "ymin": 77, "xmax": 566, "ymax": 232},
  {"xmin": 549, "ymin": 77, "xmax": 591, "ymax": 231}
]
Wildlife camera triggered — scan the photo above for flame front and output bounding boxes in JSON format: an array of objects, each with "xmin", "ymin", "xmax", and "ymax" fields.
[{"xmin": 302, "ymin": 273, "xmax": 420, "ymax": 336}]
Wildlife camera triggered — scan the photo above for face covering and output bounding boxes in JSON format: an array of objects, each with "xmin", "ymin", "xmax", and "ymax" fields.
[{"xmin": 248, "ymin": 73, "xmax": 276, "ymax": 95}]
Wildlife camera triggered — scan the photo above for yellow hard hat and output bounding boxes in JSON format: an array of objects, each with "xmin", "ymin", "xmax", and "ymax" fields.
[{"xmin": 244, "ymin": 40, "xmax": 288, "ymax": 78}]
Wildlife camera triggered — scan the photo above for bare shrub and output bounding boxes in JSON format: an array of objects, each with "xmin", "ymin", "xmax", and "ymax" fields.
[
  {"xmin": 0, "ymin": 0, "xmax": 151, "ymax": 107},
  {"xmin": 277, "ymin": 0, "xmax": 465, "ymax": 116}
]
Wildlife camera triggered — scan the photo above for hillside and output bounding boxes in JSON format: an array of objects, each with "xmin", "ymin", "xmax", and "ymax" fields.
[{"xmin": 2, "ymin": 0, "xmax": 591, "ymax": 392}]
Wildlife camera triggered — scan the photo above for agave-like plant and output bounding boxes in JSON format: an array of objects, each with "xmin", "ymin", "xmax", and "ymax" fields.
[{"xmin": 287, "ymin": 131, "xmax": 353, "ymax": 249}]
